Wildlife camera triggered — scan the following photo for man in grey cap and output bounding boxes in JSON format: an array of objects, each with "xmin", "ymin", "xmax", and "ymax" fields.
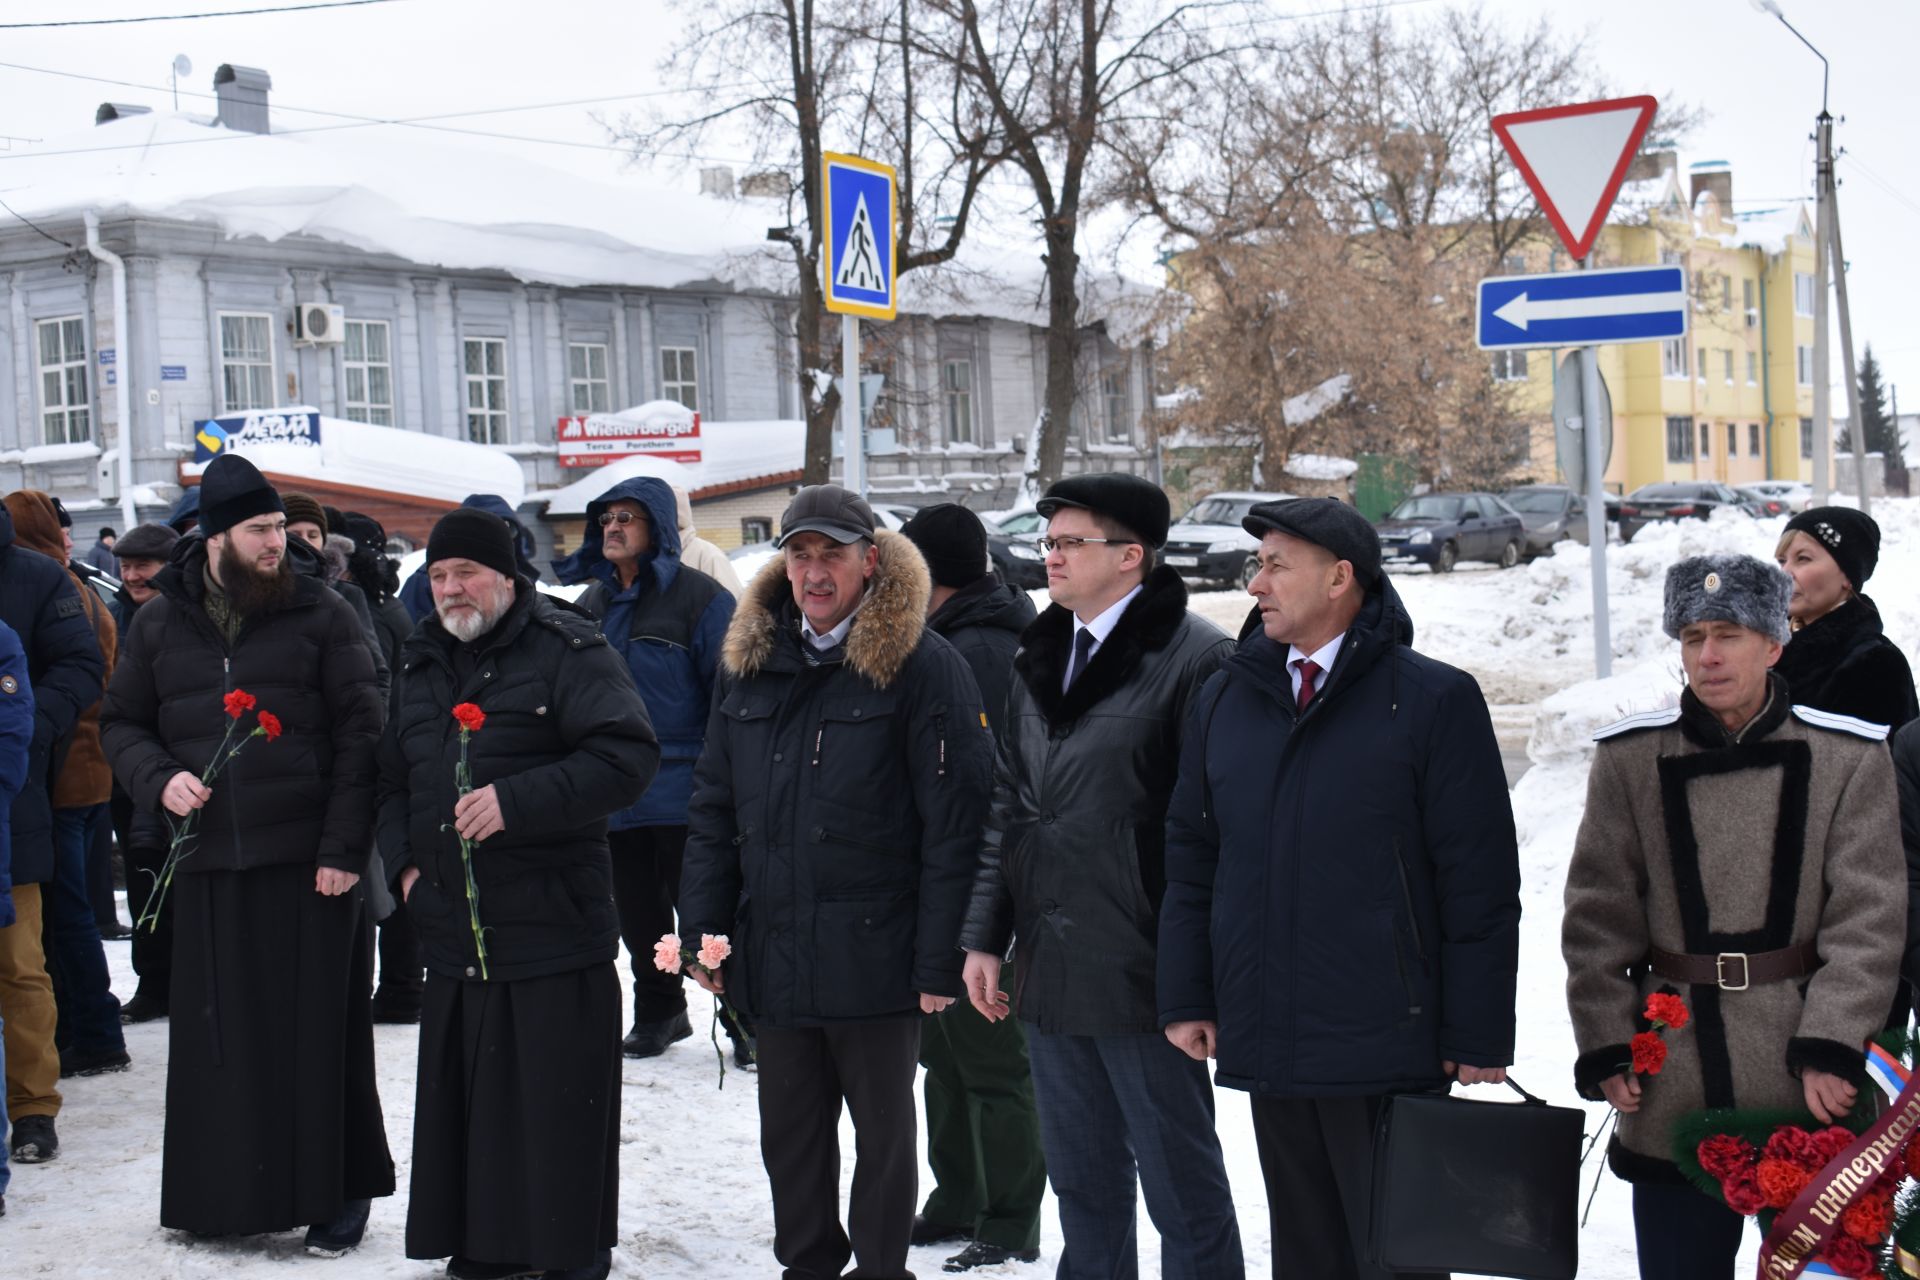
[
  {"xmin": 1565, "ymin": 554, "xmax": 1901, "ymax": 1275},
  {"xmin": 679, "ymin": 484, "xmax": 993, "ymax": 1280},
  {"xmin": 1157, "ymin": 496, "xmax": 1520, "ymax": 1279}
]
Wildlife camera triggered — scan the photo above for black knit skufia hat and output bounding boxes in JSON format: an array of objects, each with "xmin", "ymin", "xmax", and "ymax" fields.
[
  {"xmin": 426, "ymin": 507, "xmax": 518, "ymax": 580},
  {"xmin": 198, "ymin": 454, "xmax": 285, "ymax": 537},
  {"xmin": 900, "ymin": 503, "xmax": 989, "ymax": 588}
]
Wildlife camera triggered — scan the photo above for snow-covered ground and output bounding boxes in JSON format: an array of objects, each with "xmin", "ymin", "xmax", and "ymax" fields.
[{"xmin": 9, "ymin": 500, "xmax": 1917, "ymax": 1278}]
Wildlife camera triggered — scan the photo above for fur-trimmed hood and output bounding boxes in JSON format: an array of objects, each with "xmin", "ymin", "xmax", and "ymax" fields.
[{"xmin": 721, "ymin": 529, "xmax": 931, "ymax": 688}]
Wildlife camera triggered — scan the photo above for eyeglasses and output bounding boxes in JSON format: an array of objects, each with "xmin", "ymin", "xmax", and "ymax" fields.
[
  {"xmin": 597, "ymin": 511, "xmax": 641, "ymax": 527},
  {"xmin": 1039, "ymin": 536, "xmax": 1133, "ymax": 554}
]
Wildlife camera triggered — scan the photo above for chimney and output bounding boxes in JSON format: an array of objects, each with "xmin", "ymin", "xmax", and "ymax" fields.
[
  {"xmin": 95, "ymin": 103, "xmax": 152, "ymax": 126},
  {"xmin": 699, "ymin": 166, "xmax": 736, "ymax": 199},
  {"xmin": 739, "ymin": 170, "xmax": 792, "ymax": 200},
  {"xmin": 1627, "ymin": 145, "xmax": 1678, "ymax": 183},
  {"xmin": 214, "ymin": 64, "xmax": 272, "ymax": 135},
  {"xmin": 1689, "ymin": 160, "xmax": 1733, "ymax": 215}
]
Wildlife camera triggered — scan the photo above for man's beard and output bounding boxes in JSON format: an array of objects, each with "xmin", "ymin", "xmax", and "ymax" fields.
[
  {"xmin": 218, "ymin": 540, "xmax": 297, "ymax": 618},
  {"xmin": 437, "ymin": 580, "xmax": 514, "ymax": 643}
]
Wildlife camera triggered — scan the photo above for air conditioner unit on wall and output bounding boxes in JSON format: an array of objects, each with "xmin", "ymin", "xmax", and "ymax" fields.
[{"xmin": 294, "ymin": 303, "xmax": 345, "ymax": 345}]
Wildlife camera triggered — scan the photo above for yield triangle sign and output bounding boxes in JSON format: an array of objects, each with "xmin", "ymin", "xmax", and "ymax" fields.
[{"xmin": 1492, "ymin": 95, "xmax": 1658, "ymax": 261}]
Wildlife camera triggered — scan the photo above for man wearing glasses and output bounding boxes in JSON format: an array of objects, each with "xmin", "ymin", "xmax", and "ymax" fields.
[
  {"xmin": 959, "ymin": 473, "xmax": 1243, "ymax": 1278},
  {"xmin": 553, "ymin": 477, "xmax": 737, "ymax": 1062}
]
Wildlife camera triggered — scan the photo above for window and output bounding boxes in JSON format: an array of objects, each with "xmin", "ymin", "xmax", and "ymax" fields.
[
  {"xmin": 1490, "ymin": 349, "xmax": 1530, "ymax": 382},
  {"xmin": 1726, "ymin": 423, "xmax": 1738, "ymax": 456},
  {"xmin": 342, "ymin": 319, "xmax": 393, "ymax": 426},
  {"xmin": 462, "ymin": 337, "xmax": 509, "ymax": 444},
  {"xmin": 1721, "ymin": 275, "xmax": 1733, "ymax": 311},
  {"xmin": 1102, "ymin": 369, "xmax": 1131, "ymax": 441},
  {"xmin": 660, "ymin": 346, "xmax": 699, "ymax": 412},
  {"xmin": 567, "ymin": 342, "xmax": 610, "ymax": 415},
  {"xmin": 1723, "ymin": 351, "xmax": 1734, "ymax": 386},
  {"xmin": 741, "ymin": 517, "xmax": 772, "ymax": 545},
  {"xmin": 1747, "ymin": 352, "xmax": 1758, "ymax": 385},
  {"xmin": 1794, "ymin": 271, "xmax": 1816, "ymax": 317},
  {"xmin": 35, "ymin": 316, "xmax": 90, "ymax": 445},
  {"xmin": 218, "ymin": 312, "xmax": 275, "ymax": 412},
  {"xmin": 1660, "ymin": 247, "xmax": 1684, "ymax": 266},
  {"xmin": 1743, "ymin": 278, "xmax": 1757, "ymax": 327},
  {"xmin": 1748, "ymin": 423, "xmax": 1762, "ymax": 457},
  {"xmin": 1502, "ymin": 253, "xmax": 1527, "ymax": 274},
  {"xmin": 942, "ymin": 359, "xmax": 973, "ymax": 445},
  {"xmin": 1696, "ymin": 347, "xmax": 1707, "ymax": 383},
  {"xmin": 1662, "ymin": 339, "xmax": 1689, "ymax": 379},
  {"xmin": 1699, "ymin": 422, "xmax": 1711, "ymax": 457},
  {"xmin": 1667, "ymin": 416, "xmax": 1695, "ymax": 462},
  {"xmin": 1800, "ymin": 416, "xmax": 1814, "ymax": 459},
  {"xmin": 1797, "ymin": 345, "xmax": 1813, "ymax": 387}
]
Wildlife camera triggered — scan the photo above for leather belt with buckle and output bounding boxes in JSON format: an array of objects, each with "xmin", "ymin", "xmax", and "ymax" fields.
[{"xmin": 1649, "ymin": 941, "xmax": 1820, "ymax": 992}]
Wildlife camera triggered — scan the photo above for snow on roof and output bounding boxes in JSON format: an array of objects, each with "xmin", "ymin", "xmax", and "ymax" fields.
[
  {"xmin": 1729, "ymin": 204, "xmax": 1813, "ymax": 254},
  {"xmin": 0, "ymin": 112, "xmax": 1154, "ymax": 329},
  {"xmin": 538, "ymin": 416, "xmax": 805, "ymax": 515},
  {"xmin": 180, "ymin": 409, "xmax": 526, "ymax": 505},
  {"xmin": 1283, "ymin": 453, "xmax": 1357, "ymax": 481},
  {"xmin": 1284, "ymin": 373, "xmax": 1351, "ymax": 426}
]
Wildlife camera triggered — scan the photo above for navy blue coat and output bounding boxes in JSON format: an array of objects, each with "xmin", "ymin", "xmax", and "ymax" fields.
[
  {"xmin": 398, "ymin": 494, "xmax": 542, "ymax": 622},
  {"xmin": 1157, "ymin": 577, "xmax": 1521, "ymax": 1097},
  {"xmin": 553, "ymin": 476, "xmax": 733, "ymax": 829},
  {"xmin": 0, "ymin": 621, "xmax": 37, "ymax": 928},
  {"xmin": 0, "ymin": 503, "xmax": 106, "ymax": 883}
]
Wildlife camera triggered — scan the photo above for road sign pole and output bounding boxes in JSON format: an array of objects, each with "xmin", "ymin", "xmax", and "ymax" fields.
[
  {"xmin": 841, "ymin": 312, "xmax": 865, "ymax": 498},
  {"xmin": 1579, "ymin": 341, "xmax": 1612, "ymax": 679}
]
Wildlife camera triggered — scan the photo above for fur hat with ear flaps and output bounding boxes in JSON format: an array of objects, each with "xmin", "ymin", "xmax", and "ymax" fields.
[
  {"xmin": 721, "ymin": 530, "xmax": 931, "ymax": 689},
  {"xmin": 1663, "ymin": 553, "xmax": 1793, "ymax": 645}
]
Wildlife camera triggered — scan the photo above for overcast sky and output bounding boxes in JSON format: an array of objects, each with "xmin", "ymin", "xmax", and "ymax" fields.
[{"xmin": 4, "ymin": 0, "xmax": 1914, "ymax": 413}]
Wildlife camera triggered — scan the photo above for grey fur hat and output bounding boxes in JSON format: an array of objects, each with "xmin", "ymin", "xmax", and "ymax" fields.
[{"xmin": 1662, "ymin": 554, "xmax": 1793, "ymax": 644}]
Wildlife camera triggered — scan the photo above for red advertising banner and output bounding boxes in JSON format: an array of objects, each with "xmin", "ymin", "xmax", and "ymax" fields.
[{"xmin": 556, "ymin": 408, "xmax": 702, "ymax": 468}]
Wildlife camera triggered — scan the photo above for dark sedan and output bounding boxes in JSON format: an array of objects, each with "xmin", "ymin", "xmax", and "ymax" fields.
[
  {"xmin": 1617, "ymin": 482, "xmax": 1750, "ymax": 542},
  {"xmin": 1376, "ymin": 492, "xmax": 1527, "ymax": 572},
  {"xmin": 987, "ymin": 509, "xmax": 1049, "ymax": 589},
  {"xmin": 1502, "ymin": 485, "xmax": 1594, "ymax": 557}
]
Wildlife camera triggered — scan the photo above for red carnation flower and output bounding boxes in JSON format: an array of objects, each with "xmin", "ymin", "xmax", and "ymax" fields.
[
  {"xmin": 1756, "ymin": 1158, "xmax": 1813, "ymax": 1210},
  {"xmin": 452, "ymin": 703, "xmax": 486, "ymax": 733},
  {"xmin": 1721, "ymin": 1167, "xmax": 1765, "ymax": 1216},
  {"xmin": 256, "ymin": 711, "xmax": 282, "ymax": 741},
  {"xmin": 1643, "ymin": 992, "xmax": 1689, "ymax": 1030},
  {"xmin": 1842, "ymin": 1194, "xmax": 1892, "ymax": 1244},
  {"xmin": 1629, "ymin": 1031, "xmax": 1668, "ymax": 1076},
  {"xmin": 1821, "ymin": 1236, "xmax": 1876, "ymax": 1278},
  {"xmin": 1764, "ymin": 1126, "xmax": 1822, "ymax": 1171},
  {"xmin": 224, "ymin": 689, "xmax": 258, "ymax": 719},
  {"xmin": 1697, "ymin": 1134, "xmax": 1755, "ymax": 1180},
  {"xmin": 1815, "ymin": 1126, "xmax": 1859, "ymax": 1167}
]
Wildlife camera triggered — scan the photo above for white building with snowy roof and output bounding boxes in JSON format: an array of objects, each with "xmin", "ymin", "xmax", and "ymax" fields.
[{"xmin": 0, "ymin": 64, "xmax": 1160, "ymax": 544}]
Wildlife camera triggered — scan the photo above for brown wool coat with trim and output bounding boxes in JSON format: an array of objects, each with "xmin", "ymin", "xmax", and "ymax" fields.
[{"xmin": 1563, "ymin": 680, "xmax": 1903, "ymax": 1182}]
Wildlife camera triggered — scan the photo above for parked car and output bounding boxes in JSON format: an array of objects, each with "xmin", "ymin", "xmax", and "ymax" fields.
[
  {"xmin": 986, "ymin": 508, "xmax": 1049, "ymax": 589},
  {"xmin": 1501, "ymin": 484, "xmax": 1593, "ymax": 556},
  {"xmin": 1375, "ymin": 492, "xmax": 1527, "ymax": 573},
  {"xmin": 1743, "ymin": 479, "xmax": 1814, "ymax": 512},
  {"xmin": 1734, "ymin": 485, "xmax": 1791, "ymax": 518},
  {"xmin": 1160, "ymin": 491, "xmax": 1297, "ymax": 590},
  {"xmin": 1616, "ymin": 481, "xmax": 1750, "ymax": 542}
]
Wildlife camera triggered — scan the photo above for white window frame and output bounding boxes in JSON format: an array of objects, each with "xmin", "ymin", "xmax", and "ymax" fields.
[
  {"xmin": 1747, "ymin": 352, "xmax": 1758, "ymax": 386},
  {"xmin": 463, "ymin": 336, "xmax": 510, "ymax": 444},
  {"xmin": 1102, "ymin": 368, "xmax": 1131, "ymax": 442},
  {"xmin": 942, "ymin": 359, "xmax": 974, "ymax": 445},
  {"xmin": 1662, "ymin": 338, "xmax": 1689, "ymax": 380},
  {"xmin": 1696, "ymin": 346, "xmax": 1708, "ymax": 384},
  {"xmin": 1699, "ymin": 421, "xmax": 1711, "ymax": 458},
  {"xmin": 1794, "ymin": 272, "xmax": 1816, "ymax": 317},
  {"xmin": 1490, "ymin": 349, "xmax": 1530, "ymax": 383},
  {"xmin": 1743, "ymin": 278, "xmax": 1758, "ymax": 328},
  {"xmin": 1726, "ymin": 422, "xmax": 1737, "ymax": 456},
  {"xmin": 1748, "ymin": 422, "xmax": 1762, "ymax": 458},
  {"xmin": 218, "ymin": 311, "xmax": 277, "ymax": 413},
  {"xmin": 1800, "ymin": 416, "xmax": 1814, "ymax": 459},
  {"xmin": 1796, "ymin": 345, "xmax": 1813, "ymax": 387},
  {"xmin": 35, "ymin": 314, "xmax": 91, "ymax": 445},
  {"xmin": 1723, "ymin": 350, "xmax": 1734, "ymax": 386},
  {"xmin": 1666, "ymin": 415, "xmax": 1695, "ymax": 463},
  {"xmin": 660, "ymin": 345, "xmax": 699, "ymax": 412},
  {"xmin": 342, "ymin": 319, "xmax": 394, "ymax": 426},
  {"xmin": 567, "ymin": 342, "xmax": 611, "ymax": 415}
]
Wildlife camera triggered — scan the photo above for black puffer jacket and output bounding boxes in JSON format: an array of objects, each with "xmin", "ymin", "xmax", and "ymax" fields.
[
  {"xmin": 928, "ymin": 574, "xmax": 1036, "ymax": 739},
  {"xmin": 1893, "ymin": 720, "xmax": 1920, "ymax": 1000},
  {"xmin": 376, "ymin": 582, "xmax": 658, "ymax": 982},
  {"xmin": 957, "ymin": 566, "xmax": 1233, "ymax": 1036},
  {"xmin": 1157, "ymin": 577, "xmax": 1521, "ymax": 1096},
  {"xmin": 1775, "ymin": 594, "xmax": 1918, "ymax": 732},
  {"xmin": 100, "ymin": 534, "xmax": 383, "ymax": 874},
  {"xmin": 0, "ymin": 503, "xmax": 104, "ymax": 884},
  {"xmin": 678, "ymin": 532, "xmax": 993, "ymax": 1027}
]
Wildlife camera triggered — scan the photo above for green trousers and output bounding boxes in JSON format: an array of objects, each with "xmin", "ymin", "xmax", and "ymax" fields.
[{"xmin": 918, "ymin": 968, "xmax": 1046, "ymax": 1251}]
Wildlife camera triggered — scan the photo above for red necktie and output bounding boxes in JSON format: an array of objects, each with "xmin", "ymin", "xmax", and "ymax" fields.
[{"xmin": 1295, "ymin": 658, "xmax": 1321, "ymax": 713}]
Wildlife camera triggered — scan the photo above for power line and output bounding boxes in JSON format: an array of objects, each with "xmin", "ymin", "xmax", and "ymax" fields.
[
  {"xmin": 0, "ymin": 0, "xmax": 406, "ymax": 28},
  {"xmin": 0, "ymin": 193, "xmax": 75, "ymax": 248}
]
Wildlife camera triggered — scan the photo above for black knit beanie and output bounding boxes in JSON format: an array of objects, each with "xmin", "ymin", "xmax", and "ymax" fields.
[
  {"xmin": 426, "ymin": 507, "xmax": 518, "ymax": 580},
  {"xmin": 900, "ymin": 503, "xmax": 990, "ymax": 589}
]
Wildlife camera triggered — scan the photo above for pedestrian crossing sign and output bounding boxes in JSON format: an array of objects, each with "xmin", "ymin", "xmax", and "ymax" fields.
[{"xmin": 822, "ymin": 151, "xmax": 897, "ymax": 321}]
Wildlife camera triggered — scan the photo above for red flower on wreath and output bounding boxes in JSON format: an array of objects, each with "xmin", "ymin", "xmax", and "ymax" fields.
[
  {"xmin": 1720, "ymin": 1167, "xmax": 1765, "ymax": 1215},
  {"xmin": 1842, "ymin": 1193, "xmax": 1893, "ymax": 1244},
  {"xmin": 1820, "ymin": 1236, "xmax": 1876, "ymax": 1278},
  {"xmin": 1629, "ymin": 1031, "xmax": 1668, "ymax": 1075},
  {"xmin": 1697, "ymin": 1134, "xmax": 1754, "ymax": 1180},
  {"xmin": 1764, "ymin": 1126, "xmax": 1822, "ymax": 1171},
  {"xmin": 1756, "ymin": 1158, "xmax": 1813, "ymax": 1210},
  {"xmin": 1643, "ymin": 992, "xmax": 1689, "ymax": 1030},
  {"xmin": 452, "ymin": 703, "xmax": 486, "ymax": 733},
  {"xmin": 224, "ymin": 688, "xmax": 258, "ymax": 718},
  {"xmin": 1905, "ymin": 1140, "xmax": 1920, "ymax": 1181},
  {"xmin": 257, "ymin": 711, "xmax": 282, "ymax": 741}
]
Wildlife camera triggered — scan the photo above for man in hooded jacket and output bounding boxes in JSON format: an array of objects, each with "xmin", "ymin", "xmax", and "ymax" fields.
[{"xmin": 552, "ymin": 476, "xmax": 737, "ymax": 1060}]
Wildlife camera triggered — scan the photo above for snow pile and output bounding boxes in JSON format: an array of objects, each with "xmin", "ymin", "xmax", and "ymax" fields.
[
  {"xmin": 1282, "ymin": 373, "xmax": 1351, "ymax": 427},
  {"xmin": 1282, "ymin": 453, "xmax": 1357, "ymax": 482}
]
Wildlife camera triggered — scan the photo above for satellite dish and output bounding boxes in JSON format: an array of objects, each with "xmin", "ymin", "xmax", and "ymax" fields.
[{"xmin": 173, "ymin": 54, "xmax": 193, "ymax": 79}]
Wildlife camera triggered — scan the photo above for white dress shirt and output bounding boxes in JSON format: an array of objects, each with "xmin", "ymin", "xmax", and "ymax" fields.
[
  {"xmin": 802, "ymin": 599, "xmax": 862, "ymax": 651},
  {"xmin": 1288, "ymin": 631, "xmax": 1348, "ymax": 703},
  {"xmin": 1065, "ymin": 584, "xmax": 1145, "ymax": 691}
]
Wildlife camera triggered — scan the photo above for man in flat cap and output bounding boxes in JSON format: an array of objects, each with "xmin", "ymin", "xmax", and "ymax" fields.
[
  {"xmin": 959, "ymin": 472, "xmax": 1243, "ymax": 1278},
  {"xmin": 101, "ymin": 453, "xmax": 393, "ymax": 1253},
  {"xmin": 679, "ymin": 483, "xmax": 993, "ymax": 1280},
  {"xmin": 379, "ymin": 506, "xmax": 658, "ymax": 1280},
  {"xmin": 1157, "ymin": 496, "xmax": 1520, "ymax": 1279},
  {"xmin": 1565, "ymin": 554, "xmax": 1902, "ymax": 1275}
]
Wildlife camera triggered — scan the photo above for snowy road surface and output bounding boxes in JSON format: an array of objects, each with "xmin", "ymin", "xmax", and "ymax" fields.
[{"xmin": 11, "ymin": 502, "xmax": 1916, "ymax": 1278}]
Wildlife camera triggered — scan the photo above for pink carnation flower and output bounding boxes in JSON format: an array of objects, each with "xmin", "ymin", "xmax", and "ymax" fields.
[
  {"xmin": 652, "ymin": 933, "xmax": 683, "ymax": 975},
  {"xmin": 697, "ymin": 934, "xmax": 732, "ymax": 970}
]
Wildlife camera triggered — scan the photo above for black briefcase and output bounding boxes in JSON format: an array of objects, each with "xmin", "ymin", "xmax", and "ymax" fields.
[{"xmin": 1367, "ymin": 1078, "xmax": 1582, "ymax": 1279}]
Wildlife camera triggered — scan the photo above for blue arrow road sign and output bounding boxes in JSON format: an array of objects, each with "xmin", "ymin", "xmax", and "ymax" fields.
[
  {"xmin": 1477, "ymin": 265, "xmax": 1687, "ymax": 350},
  {"xmin": 822, "ymin": 151, "xmax": 897, "ymax": 320}
]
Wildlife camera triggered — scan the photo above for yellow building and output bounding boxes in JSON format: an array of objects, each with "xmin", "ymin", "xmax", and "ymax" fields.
[{"xmin": 1501, "ymin": 151, "xmax": 1826, "ymax": 493}]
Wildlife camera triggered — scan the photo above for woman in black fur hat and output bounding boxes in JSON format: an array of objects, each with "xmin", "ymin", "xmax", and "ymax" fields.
[{"xmin": 1772, "ymin": 505, "xmax": 1916, "ymax": 732}]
